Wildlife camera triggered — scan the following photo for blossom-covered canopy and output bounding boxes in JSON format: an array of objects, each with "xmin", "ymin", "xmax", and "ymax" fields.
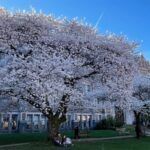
[{"xmin": 0, "ymin": 9, "xmax": 137, "ymax": 118}]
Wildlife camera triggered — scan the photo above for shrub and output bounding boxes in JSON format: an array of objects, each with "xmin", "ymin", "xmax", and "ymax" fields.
[
  {"xmin": 95, "ymin": 117, "xmax": 115, "ymax": 130},
  {"xmin": 95, "ymin": 117, "xmax": 124, "ymax": 130},
  {"xmin": 115, "ymin": 120, "xmax": 124, "ymax": 128}
]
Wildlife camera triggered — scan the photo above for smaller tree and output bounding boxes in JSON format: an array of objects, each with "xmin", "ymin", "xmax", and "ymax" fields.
[{"xmin": 131, "ymin": 74, "xmax": 150, "ymax": 138}]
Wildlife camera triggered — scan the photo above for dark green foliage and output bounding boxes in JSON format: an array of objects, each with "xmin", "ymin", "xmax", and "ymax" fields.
[
  {"xmin": 115, "ymin": 120, "xmax": 124, "ymax": 128},
  {"xmin": 95, "ymin": 117, "xmax": 124, "ymax": 130},
  {"xmin": 94, "ymin": 118, "xmax": 113, "ymax": 130}
]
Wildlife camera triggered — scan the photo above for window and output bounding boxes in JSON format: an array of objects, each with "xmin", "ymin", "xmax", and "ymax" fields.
[
  {"xmin": 12, "ymin": 114, "xmax": 18, "ymax": 130},
  {"xmin": 77, "ymin": 115, "xmax": 81, "ymax": 121},
  {"xmin": 41, "ymin": 115, "xmax": 46, "ymax": 129},
  {"xmin": 101, "ymin": 109, "xmax": 105, "ymax": 114},
  {"xmin": 67, "ymin": 115, "xmax": 71, "ymax": 128},
  {"xmin": 87, "ymin": 115, "xmax": 92, "ymax": 121},
  {"xmin": 33, "ymin": 114, "xmax": 40, "ymax": 129},
  {"xmin": 26, "ymin": 114, "xmax": 33, "ymax": 129},
  {"xmin": 2, "ymin": 114, "xmax": 9, "ymax": 130},
  {"xmin": 67, "ymin": 115, "xmax": 71, "ymax": 122},
  {"xmin": 85, "ymin": 84, "xmax": 91, "ymax": 93},
  {"xmin": 99, "ymin": 115, "xmax": 102, "ymax": 121},
  {"xmin": 97, "ymin": 97, "xmax": 101, "ymax": 104},
  {"xmin": 22, "ymin": 113, "xmax": 26, "ymax": 121},
  {"xmin": 82, "ymin": 115, "xmax": 86, "ymax": 121},
  {"xmin": 97, "ymin": 97, "xmax": 105, "ymax": 104}
]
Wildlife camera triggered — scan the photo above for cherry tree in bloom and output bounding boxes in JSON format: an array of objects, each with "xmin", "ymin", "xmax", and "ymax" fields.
[
  {"xmin": 131, "ymin": 74, "xmax": 150, "ymax": 138},
  {"xmin": 0, "ymin": 9, "xmax": 137, "ymax": 139}
]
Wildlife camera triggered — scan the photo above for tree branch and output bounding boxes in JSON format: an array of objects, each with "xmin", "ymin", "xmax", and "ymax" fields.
[{"xmin": 64, "ymin": 70, "xmax": 98, "ymax": 86}]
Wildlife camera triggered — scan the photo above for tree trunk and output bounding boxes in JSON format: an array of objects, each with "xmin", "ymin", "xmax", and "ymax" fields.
[
  {"xmin": 47, "ymin": 119, "xmax": 60, "ymax": 141},
  {"xmin": 47, "ymin": 115, "xmax": 66, "ymax": 141},
  {"xmin": 134, "ymin": 111, "xmax": 142, "ymax": 139}
]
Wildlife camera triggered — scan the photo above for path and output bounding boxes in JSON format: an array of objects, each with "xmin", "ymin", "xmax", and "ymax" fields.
[
  {"xmin": 73, "ymin": 135, "xmax": 134, "ymax": 142},
  {"xmin": 0, "ymin": 143, "xmax": 30, "ymax": 149}
]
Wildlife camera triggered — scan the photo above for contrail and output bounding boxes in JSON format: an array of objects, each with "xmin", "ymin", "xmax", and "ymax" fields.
[{"xmin": 94, "ymin": 12, "xmax": 104, "ymax": 28}]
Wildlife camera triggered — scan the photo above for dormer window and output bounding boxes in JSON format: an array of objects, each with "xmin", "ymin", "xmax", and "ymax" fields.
[
  {"xmin": 97, "ymin": 97, "xmax": 105, "ymax": 104},
  {"xmin": 85, "ymin": 84, "xmax": 91, "ymax": 93}
]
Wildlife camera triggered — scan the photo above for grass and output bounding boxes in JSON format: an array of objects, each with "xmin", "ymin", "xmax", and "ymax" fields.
[
  {"xmin": 0, "ymin": 127, "xmax": 135, "ymax": 145},
  {"xmin": 62, "ymin": 129, "xmax": 126, "ymax": 138},
  {"xmin": 0, "ymin": 137, "xmax": 150, "ymax": 150},
  {"xmin": 0, "ymin": 132, "xmax": 48, "ymax": 145},
  {"xmin": 0, "ymin": 130, "xmax": 134, "ymax": 145},
  {"xmin": 63, "ymin": 126, "xmax": 135, "ymax": 138}
]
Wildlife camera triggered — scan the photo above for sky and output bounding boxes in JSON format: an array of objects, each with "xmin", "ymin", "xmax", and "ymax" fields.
[{"xmin": 0, "ymin": 0, "xmax": 150, "ymax": 61}]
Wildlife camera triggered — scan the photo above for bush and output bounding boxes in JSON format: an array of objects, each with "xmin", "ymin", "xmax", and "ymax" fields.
[
  {"xmin": 95, "ymin": 117, "xmax": 124, "ymax": 130},
  {"xmin": 115, "ymin": 120, "xmax": 124, "ymax": 128},
  {"xmin": 94, "ymin": 119, "xmax": 106, "ymax": 130},
  {"xmin": 95, "ymin": 117, "xmax": 115, "ymax": 130},
  {"xmin": 124, "ymin": 125, "xmax": 135, "ymax": 135}
]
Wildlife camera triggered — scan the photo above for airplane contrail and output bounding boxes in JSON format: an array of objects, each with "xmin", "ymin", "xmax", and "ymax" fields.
[{"xmin": 94, "ymin": 12, "xmax": 104, "ymax": 28}]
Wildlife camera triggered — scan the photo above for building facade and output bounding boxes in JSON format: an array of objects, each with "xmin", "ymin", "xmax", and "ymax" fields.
[{"xmin": 0, "ymin": 103, "xmax": 134, "ymax": 133}]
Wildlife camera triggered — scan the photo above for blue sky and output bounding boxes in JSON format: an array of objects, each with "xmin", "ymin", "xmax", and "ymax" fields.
[{"xmin": 0, "ymin": 0, "xmax": 150, "ymax": 60}]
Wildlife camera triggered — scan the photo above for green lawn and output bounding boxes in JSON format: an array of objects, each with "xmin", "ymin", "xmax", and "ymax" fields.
[
  {"xmin": 0, "ymin": 132, "xmax": 48, "ymax": 145},
  {"xmin": 0, "ymin": 137, "xmax": 150, "ymax": 150},
  {"xmin": 63, "ymin": 129, "xmax": 131, "ymax": 138},
  {"xmin": 0, "ymin": 129, "xmax": 134, "ymax": 145}
]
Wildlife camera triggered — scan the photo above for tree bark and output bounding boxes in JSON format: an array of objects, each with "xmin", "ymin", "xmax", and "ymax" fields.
[
  {"xmin": 47, "ymin": 119, "xmax": 60, "ymax": 141},
  {"xmin": 134, "ymin": 111, "xmax": 142, "ymax": 139},
  {"xmin": 47, "ymin": 115, "xmax": 66, "ymax": 141}
]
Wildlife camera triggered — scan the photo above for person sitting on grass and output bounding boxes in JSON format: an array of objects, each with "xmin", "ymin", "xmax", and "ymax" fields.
[
  {"xmin": 53, "ymin": 133, "xmax": 63, "ymax": 147},
  {"xmin": 53, "ymin": 133, "xmax": 74, "ymax": 147},
  {"xmin": 62, "ymin": 135, "xmax": 74, "ymax": 147}
]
